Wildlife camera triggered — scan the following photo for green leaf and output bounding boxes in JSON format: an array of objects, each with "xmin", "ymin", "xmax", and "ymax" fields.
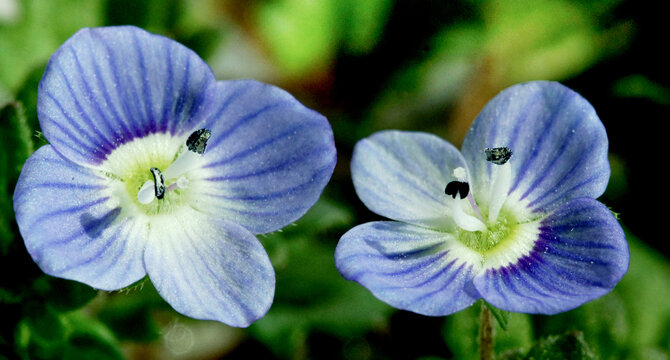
[
  {"xmin": 524, "ymin": 331, "xmax": 596, "ymax": 360},
  {"xmin": 251, "ymin": 198, "xmax": 392, "ymax": 358},
  {"xmin": 98, "ymin": 294, "xmax": 160, "ymax": 342},
  {"xmin": 0, "ymin": 98, "xmax": 34, "ymax": 255},
  {"xmin": 0, "ymin": 0, "xmax": 104, "ymax": 91},
  {"xmin": 61, "ymin": 312, "xmax": 124, "ymax": 360},
  {"xmin": 485, "ymin": 301, "xmax": 510, "ymax": 331},
  {"xmin": 255, "ymin": 0, "xmax": 339, "ymax": 77},
  {"xmin": 532, "ymin": 232, "xmax": 670, "ymax": 358},
  {"xmin": 42, "ymin": 278, "xmax": 99, "ymax": 312}
]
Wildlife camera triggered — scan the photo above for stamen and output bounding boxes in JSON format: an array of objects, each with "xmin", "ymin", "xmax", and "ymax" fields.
[
  {"xmin": 485, "ymin": 147, "xmax": 512, "ymax": 165},
  {"xmin": 150, "ymin": 167, "xmax": 166, "ymax": 199},
  {"xmin": 445, "ymin": 181, "xmax": 469, "ymax": 199},
  {"xmin": 163, "ymin": 128, "xmax": 211, "ymax": 179},
  {"xmin": 187, "ymin": 128, "xmax": 211, "ymax": 154}
]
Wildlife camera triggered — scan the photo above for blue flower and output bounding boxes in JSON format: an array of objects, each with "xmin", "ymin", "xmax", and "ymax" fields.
[
  {"xmin": 335, "ymin": 81, "xmax": 628, "ymax": 316},
  {"xmin": 13, "ymin": 26, "xmax": 336, "ymax": 327}
]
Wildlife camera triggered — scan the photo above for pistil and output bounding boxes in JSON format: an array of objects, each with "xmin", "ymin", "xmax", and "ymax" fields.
[{"xmin": 485, "ymin": 147, "xmax": 513, "ymax": 225}]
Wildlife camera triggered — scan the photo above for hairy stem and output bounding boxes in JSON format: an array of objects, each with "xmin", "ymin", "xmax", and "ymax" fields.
[{"xmin": 479, "ymin": 302, "xmax": 494, "ymax": 360}]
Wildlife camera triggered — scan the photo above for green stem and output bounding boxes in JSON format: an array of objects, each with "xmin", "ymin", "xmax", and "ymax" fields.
[{"xmin": 479, "ymin": 302, "xmax": 494, "ymax": 360}]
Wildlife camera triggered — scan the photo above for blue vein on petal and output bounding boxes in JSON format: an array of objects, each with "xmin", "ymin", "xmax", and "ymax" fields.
[
  {"xmin": 495, "ymin": 90, "xmax": 542, "ymax": 155},
  {"xmin": 54, "ymin": 65, "xmax": 117, "ymax": 152},
  {"xmin": 203, "ymin": 122, "xmax": 329, "ymax": 173},
  {"xmin": 42, "ymin": 92, "xmax": 101, "ymax": 156},
  {"xmin": 348, "ymin": 250, "xmax": 449, "ymax": 279},
  {"xmin": 184, "ymin": 223, "xmax": 257, "ymax": 320},
  {"xmin": 27, "ymin": 182, "xmax": 106, "ymax": 191},
  {"xmin": 204, "ymin": 121, "xmax": 327, "ymax": 169},
  {"xmin": 508, "ymin": 91, "xmax": 571, "ymax": 194},
  {"xmin": 56, "ymin": 217, "xmax": 129, "ymax": 276},
  {"xmin": 519, "ymin": 106, "xmax": 586, "ymax": 202},
  {"xmin": 206, "ymin": 146, "xmax": 332, "ymax": 182},
  {"xmin": 360, "ymin": 142, "xmax": 444, "ymax": 204},
  {"xmin": 91, "ymin": 30, "xmax": 148, "ymax": 137},
  {"xmin": 86, "ymin": 34, "xmax": 140, "ymax": 139},
  {"xmin": 26, "ymin": 196, "xmax": 110, "ymax": 229},
  {"xmin": 163, "ymin": 226, "xmax": 223, "ymax": 320},
  {"xmin": 526, "ymin": 139, "xmax": 600, "ymax": 208},
  {"xmin": 412, "ymin": 262, "xmax": 470, "ymax": 304},
  {"xmin": 161, "ymin": 40, "xmax": 175, "ymax": 134},
  {"xmin": 69, "ymin": 46, "xmax": 129, "ymax": 144},
  {"xmin": 131, "ymin": 30, "xmax": 155, "ymax": 134},
  {"xmin": 210, "ymin": 162, "xmax": 333, "ymax": 201},
  {"xmin": 208, "ymin": 102, "xmax": 297, "ymax": 149},
  {"xmin": 519, "ymin": 253, "xmax": 582, "ymax": 296},
  {"xmin": 512, "ymin": 253, "xmax": 579, "ymax": 297}
]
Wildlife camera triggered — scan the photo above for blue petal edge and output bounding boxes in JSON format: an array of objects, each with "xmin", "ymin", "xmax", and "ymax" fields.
[
  {"xmin": 189, "ymin": 79, "xmax": 337, "ymax": 234},
  {"xmin": 38, "ymin": 26, "xmax": 215, "ymax": 166},
  {"xmin": 461, "ymin": 81, "xmax": 610, "ymax": 214},
  {"xmin": 13, "ymin": 146, "xmax": 147, "ymax": 290},
  {"xmin": 335, "ymin": 221, "xmax": 481, "ymax": 316},
  {"xmin": 473, "ymin": 197, "xmax": 628, "ymax": 314},
  {"xmin": 144, "ymin": 209, "xmax": 275, "ymax": 327},
  {"xmin": 351, "ymin": 130, "xmax": 468, "ymax": 229}
]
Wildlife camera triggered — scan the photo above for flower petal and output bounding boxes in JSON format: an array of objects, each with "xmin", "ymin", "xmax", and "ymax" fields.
[
  {"xmin": 473, "ymin": 198, "xmax": 628, "ymax": 314},
  {"xmin": 335, "ymin": 221, "xmax": 482, "ymax": 316},
  {"xmin": 38, "ymin": 26, "xmax": 215, "ymax": 166},
  {"xmin": 13, "ymin": 146, "xmax": 147, "ymax": 290},
  {"xmin": 351, "ymin": 130, "xmax": 468, "ymax": 228},
  {"xmin": 461, "ymin": 81, "xmax": 610, "ymax": 214},
  {"xmin": 144, "ymin": 208, "xmax": 275, "ymax": 327},
  {"xmin": 189, "ymin": 80, "xmax": 336, "ymax": 234}
]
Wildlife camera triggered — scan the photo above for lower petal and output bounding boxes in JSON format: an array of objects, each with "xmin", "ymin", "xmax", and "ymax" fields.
[
  {"xmin": 473, "ymin": 198, "xmax": 628, "ymax": 314},
  {"xmin": 144, "ymin": 208, "xmax": 275, "ymax": 327},
  {"xmin": 13, "ymin": 146, "xmax": 147, "ymax": 290},
  {"xmin": 335, "ymin": 221, "xmax": 482, "ymax": 316}
]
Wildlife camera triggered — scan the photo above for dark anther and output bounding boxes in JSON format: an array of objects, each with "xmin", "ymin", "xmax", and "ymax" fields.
[
  {"xmin": 150, "ymin": 167, "xmax": 165, "ymax": 199},
  {"xmin": 186, "ymin": 128, "xmax": 212, "ymax": 154},
  {"xmin": 445, "ymin": 181, "xmax": 470, "ymax": 199},
  {"xmin": 485, "ymin": 147, "xmax": 512, "ymax": 165}
]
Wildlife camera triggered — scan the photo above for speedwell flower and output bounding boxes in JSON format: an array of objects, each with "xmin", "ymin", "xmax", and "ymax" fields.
[
  {"xmin": 13, "ymin": 26, "xmax": 336, "ymax": 327},
  {"xmin": 335, "ymin": 81, "xmax": 628, "ymax": 315}
]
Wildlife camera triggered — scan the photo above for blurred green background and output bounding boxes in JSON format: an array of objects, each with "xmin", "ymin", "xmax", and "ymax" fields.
[{"xmin": 1, "ymin": 0, "xmax": 668, "ymax": 359}]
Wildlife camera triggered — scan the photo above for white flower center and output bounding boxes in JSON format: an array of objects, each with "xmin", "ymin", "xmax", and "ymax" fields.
[
  {"xmin": 445, "ymin": 147, "xmax": 520, "ymax": 252},
  {"xmin": 137, "ymin": 129, "xmax": 211, "ymax": 204}
]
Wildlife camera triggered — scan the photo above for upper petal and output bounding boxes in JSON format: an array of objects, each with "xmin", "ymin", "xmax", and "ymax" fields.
[
  {"xmin": 335, "ymin": 221, "xmax": 482, "ymax": 316},
  {"xmin": 144, "ymin": 207, "xmax": 275, "ymax": 327},
  {"xmin": 38, "ymin": 26, "xmax": 215, "ymax": 167},
  {"xmin": 351, "ymin": 131, "xmax": 468, "ymax": 229},
  {"xmin": 461, "ymin": 81, "xmax": 610, "ymax": 214},
  {"xmin": 187, "ymin": 80, "xmax": 336, "ymax": 234},
  {"xmin": 13, "ymin": 146, "xmax": 147, "ymax": 290},
  {"xmin": 473, "ymin": 198, "xmax": 628, "ymax": 314}
]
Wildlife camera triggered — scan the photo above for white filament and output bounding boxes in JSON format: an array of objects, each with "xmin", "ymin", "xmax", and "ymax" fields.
[
  {"xmin": 453, "ymin": 199, "xmax": 487, "ymax": 232},
  {"xmin": 488, "ymin": 162, "xmax": 512, "ymax": 225}
]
